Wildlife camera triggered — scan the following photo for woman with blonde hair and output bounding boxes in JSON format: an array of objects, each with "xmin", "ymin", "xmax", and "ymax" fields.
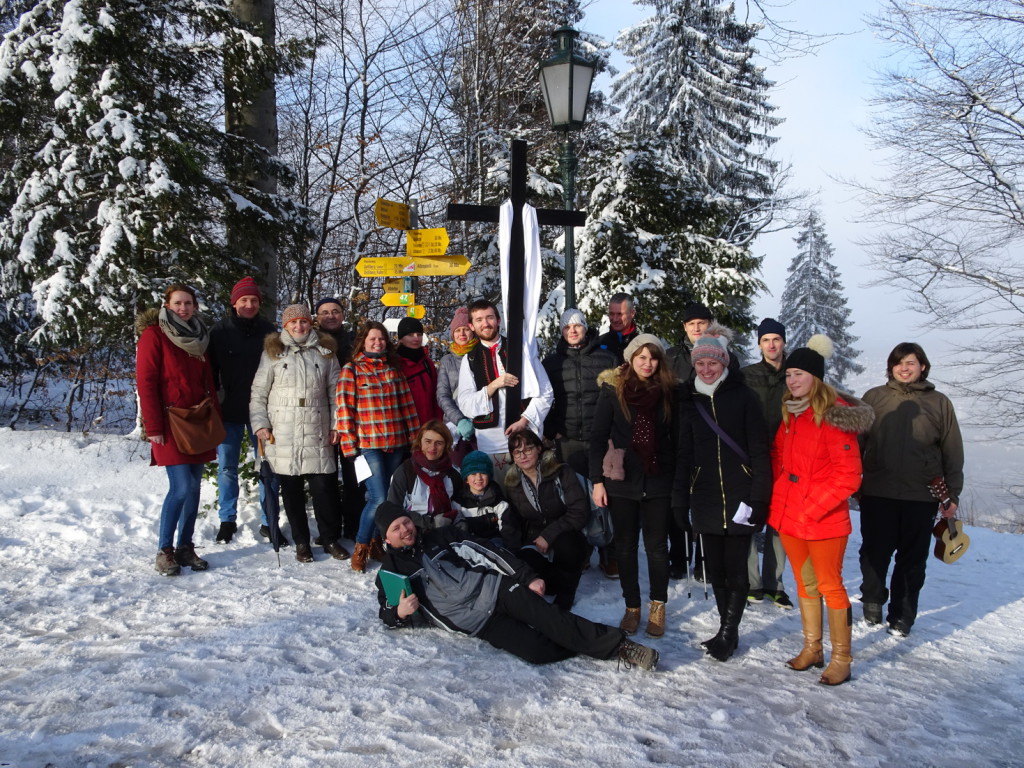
[
  {"xmin": 590, "ymin": 334, "xmax": 680, "ymax": 638},
  {"xmin": 769, "ymin": 335, "xmax": 874, "ymax": 686}
]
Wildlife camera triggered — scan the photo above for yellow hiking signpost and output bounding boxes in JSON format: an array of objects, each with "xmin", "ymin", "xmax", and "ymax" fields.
[
  {"xmin": 356, "ymin": 256, "xmax": 470, "ymax": 277},
  {"xmin": 405, "ymin": 227, "xmax": 449, "ymax": 257},
  {"xmin": 405, "ymin": 305, "xmax": 425, "ymax": 319},
  {"xmin": 375, "ymin": 198, "xmax": 410, "ymax": 230},
  {"xmin": 380, "ymin": 293, "xmax": 415, "ymax": 307}
]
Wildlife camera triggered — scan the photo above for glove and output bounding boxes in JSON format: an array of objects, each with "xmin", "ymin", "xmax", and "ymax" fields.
[
  {"xmin": 457, "ymin": 418, "xmax": 475, "ymax": 440},
  {"xmin": 748, "ymin": 502, "xmax": 768, "ymax": 531},
  {"xmin": 673, "ymin": 506, "xmax": 689, "ymax": 530}
]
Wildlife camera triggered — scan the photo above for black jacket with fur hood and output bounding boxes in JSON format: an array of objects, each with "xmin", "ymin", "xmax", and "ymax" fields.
[
  {"xmin": 588, "ymin": 367, "xmax": 682, "ymax": 501},
  {"xmin": 502, "ymin": 451, "xmax": 588, "ymax": 549}
]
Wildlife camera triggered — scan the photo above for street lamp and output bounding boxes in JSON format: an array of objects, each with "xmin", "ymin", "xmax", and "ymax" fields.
[{"xmin": 539, "ymin": 25, "xmax": 595, "ymax": 310}]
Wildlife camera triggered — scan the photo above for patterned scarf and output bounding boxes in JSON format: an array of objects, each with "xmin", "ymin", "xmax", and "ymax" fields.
[
  {"xmin": 158, "ymin": 307, "xmax": 209, "ymax": 358},
  {"xmin": 450, "ymin": 337, "xmax": 478, "ymax": 356},
  {"xmin": 412, "ymin": 450, "xmax": 455, "ymax": 520},
  {"xmin": 624, "ymin": 380, "xmax": 661, "ymax": 475}
]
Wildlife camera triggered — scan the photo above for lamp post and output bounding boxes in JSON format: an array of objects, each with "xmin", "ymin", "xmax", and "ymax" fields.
[{"xmin": 539, "ymin": 25, "xmax": 595, "ymax": 310}]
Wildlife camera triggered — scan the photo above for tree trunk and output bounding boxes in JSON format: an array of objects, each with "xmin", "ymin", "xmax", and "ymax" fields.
[{"xmin": 226, "ymin": 0, "xmax": 279, "ymax": 305}]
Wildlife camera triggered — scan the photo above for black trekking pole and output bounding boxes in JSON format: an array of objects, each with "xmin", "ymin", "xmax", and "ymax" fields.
[{"xmin": 684, "ymin": 529, "xmax": 692, "ymax": 599}]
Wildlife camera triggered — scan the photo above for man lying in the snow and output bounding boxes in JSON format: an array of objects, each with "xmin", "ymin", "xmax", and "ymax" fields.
[{"xmin": 373, "ymin": 501, "xmax": 658, "ymax": 671}]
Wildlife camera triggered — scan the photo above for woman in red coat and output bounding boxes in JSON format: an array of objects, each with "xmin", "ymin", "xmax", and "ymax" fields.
[
  {"xmin": 136, "ymin": 284, "xmax": 219, "ymax": 576},
  {"xmin": 768, "ymin": 335, "xmax": 874, "ymax": 686}
]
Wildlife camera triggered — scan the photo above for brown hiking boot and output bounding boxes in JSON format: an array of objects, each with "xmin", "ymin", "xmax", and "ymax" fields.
[
  {"xmin": 351, "ymin": 542, "xmax": 372, "ymax": 572},
  {"xmin": 173, "ymin": 545, "xmax": 208, "ymax": 571},
  {"xmin": 155, "ymin": 547, "xmax": 181, "ymax": 576},
  {"xmin": 617, "ymin": 638, "xmax": 659, "ymax": 671},
  {"xmin": 646, "ymin": 600, "xmax": 666, "ymax": 638},
  {"xmin": 324, "ymin": 540, "xmax": 350, "ymax": 560},
  {"xmin": 819, "ymin": 606, "xmax": 853, "ymax": 686},
  {"xmin": 369, "ymin": 537, "xmax": 386, "ymax": 561},
  {"xmin": 787, "ymin": 597, "xmax": 825, "ymax": 671},
  {"xmin": 619, "ymin": 606, "xmax": 641, "ymax": 635}
]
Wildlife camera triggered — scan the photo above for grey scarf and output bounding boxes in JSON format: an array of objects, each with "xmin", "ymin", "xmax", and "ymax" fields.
[{"xmin": 158, "ymin": 307, "xmax": 209, "ymax": 358}]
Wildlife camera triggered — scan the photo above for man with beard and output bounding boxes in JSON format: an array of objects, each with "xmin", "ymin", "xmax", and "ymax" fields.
[{"xmin": 456, "ymin": 299, "xmax": 553, "ymax": 476}]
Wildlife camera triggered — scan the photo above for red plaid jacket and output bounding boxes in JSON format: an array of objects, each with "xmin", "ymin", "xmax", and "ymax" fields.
[{"xmin": 336, "ymin": 353, "xmax": 420, "ymax": 457}]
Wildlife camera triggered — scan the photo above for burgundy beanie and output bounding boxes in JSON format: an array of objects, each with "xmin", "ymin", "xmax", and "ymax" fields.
[{"xmin": 231, "ymin": 276, "xmax": 261, "ymax": 305}]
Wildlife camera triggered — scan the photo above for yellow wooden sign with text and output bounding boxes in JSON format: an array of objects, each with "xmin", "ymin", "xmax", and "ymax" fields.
[
  {"xmin": 406, "ymin": 305, "xmax": 425, "ymax": 319},
  {"xmin": 405, "ymin": 227, "xmax": 449, "ymax": 257},
  {"xmin": 356, "ymin": 256, "xmax": 470, "ymax": 277},
  {"xmin": 381, "ymin": 293, "xmax": 415, "ymax": 307},
  {"xmin": 375, "ymin": 198, "xmax": 410, "ymax": 230}
]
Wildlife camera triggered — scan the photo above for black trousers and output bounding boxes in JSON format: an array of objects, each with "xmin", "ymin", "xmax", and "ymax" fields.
[
  {"xmin": 700, "ymin": 533, "xmax": 752, "ymax": 594},
  {"xmin": 859, "ymin": 495, "xmax": 937, "ymax": 628},
  {"xmin": 516, "ymin": 529, "xmax": 589, "ymax": 609},
  {"xmin": 609, "ymin": 495, "xmax": 671, "ymax": 607},
  {"xmin": 336, "ymin": 450, "xmax": 364, "ymax": 540},
  {"xmin": 476, "ymin": 577, "xmax": 624, "ymax": 665},
  {"xmin": 278, "ymin": 473, "xmax": 343, "ymax": 546}
]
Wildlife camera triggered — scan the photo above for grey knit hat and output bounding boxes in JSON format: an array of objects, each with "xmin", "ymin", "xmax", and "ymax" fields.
[{"xmin": 560, "ymin": 308, "xmax": 588, "ymax": 331}]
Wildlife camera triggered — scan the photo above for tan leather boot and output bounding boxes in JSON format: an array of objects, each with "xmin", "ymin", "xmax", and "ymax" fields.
[
  {"xmin": 819, "ymin": 606, "xmax": 853, "ymax": 686},
  {"xmin": 620, "ymin": 606, "xmax": 641, "ymax": 635},
  {"xmin": 646, "ymin": 600, "xmax": 666, "ymax": 638},
  {"xmin": 787, "ymin": 597, "xmax": 824, "ymax": 671},
  {"xmin": 351, "ymin": 542, "xmax": 372, "ymax": 572}
]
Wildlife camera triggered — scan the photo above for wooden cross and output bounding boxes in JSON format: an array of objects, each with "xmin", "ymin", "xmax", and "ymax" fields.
[{"xmin": 447, "ymin": 139, "xmax": 586, "ymax": 428}]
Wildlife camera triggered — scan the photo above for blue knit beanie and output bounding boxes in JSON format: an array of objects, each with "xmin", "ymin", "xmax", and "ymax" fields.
[{"xmin": 460, "ymin": 450, "xmax": 493, "ymax": 480}]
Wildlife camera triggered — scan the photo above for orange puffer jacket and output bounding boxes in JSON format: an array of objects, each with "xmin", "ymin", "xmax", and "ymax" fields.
[{"xmin": 768, "ymin": 394, "xmax": 875, "ymax": 541}]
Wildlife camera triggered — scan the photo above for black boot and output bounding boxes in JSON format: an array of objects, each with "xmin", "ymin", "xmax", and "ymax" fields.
[
  {"xmin": 215, "ymin": 521, "xmax": 237, "ymax": 544},
  {"xmin": 705, "ymin": 590, "xmax": 746, "ymax": 662},
  {"xmin": 701, "ymin": 587, "xmax": 730, "ymax": 649}
]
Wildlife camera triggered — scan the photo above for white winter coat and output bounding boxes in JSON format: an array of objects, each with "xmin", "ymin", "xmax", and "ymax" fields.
[{"xmin": 250, "ymin": 330, "xmax": 340, "ymax": 476}]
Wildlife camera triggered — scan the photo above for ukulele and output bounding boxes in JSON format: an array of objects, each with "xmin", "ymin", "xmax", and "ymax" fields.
[{"xmin": 928, "ymin": 477, "xmax": 970, "ymax": 564}]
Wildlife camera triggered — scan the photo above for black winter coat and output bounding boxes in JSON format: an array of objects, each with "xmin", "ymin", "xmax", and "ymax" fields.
[
  {"xmin": 209, "ymin": 312, "xmax": 277, "ymax": 423},
  {"xmin": 502, "ymin": 451, "xmax": 588, "ymax": 548},
  {"xmin": 595, "ymin": 327, "xmax": 639, "ymax": 364},
  {"xmin": 542, "ymin": 328, "xmax": 617, "ymax": 442},
  {"xmin": 675, "ymin": 372, "xmax": 772, "ymax": 535},
  {"xmin": 588, "ymin": 368, "xmax": 681, "ymax": 501}
]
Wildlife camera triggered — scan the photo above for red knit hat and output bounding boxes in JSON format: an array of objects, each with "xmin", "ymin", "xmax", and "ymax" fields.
[{"xmin": 231, "ymin": 276, "xmax": 261, "ymax": 305}]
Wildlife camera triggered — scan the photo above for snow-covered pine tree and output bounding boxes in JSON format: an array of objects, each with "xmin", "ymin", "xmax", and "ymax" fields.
[
  {"xmin": 0, "ymin": 0, "xmax": 308, "ymax": 349},
  {"xmin": 575, "ymin": 136, "xmax": 764, "ymax": 342},
  {"xmin": 778, "ymin": 211, "xmax": 864, "ymax": 391},
  {"xmin": 582, "ymin": 0, "xmax": 780, "ymax": 341}
]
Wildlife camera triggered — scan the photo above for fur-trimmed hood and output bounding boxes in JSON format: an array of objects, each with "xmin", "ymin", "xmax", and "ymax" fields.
[
  {"xmin": 823, "ymin": 393, "xmax": 875, "ymax": 434},
  {"xmin": 596, "ymin": 365, "xmax": 626, "ymax": 389},
  {"xmin": 503, "ymin": 449, "xmax": 561, "ymax": 488},
  {"xmin": 134, "ymin": 307, "xmax": 161, "ymax": 336},
  {"xmin": 263, "ymin": 330, "xmax": 337, "ymax": 359}
]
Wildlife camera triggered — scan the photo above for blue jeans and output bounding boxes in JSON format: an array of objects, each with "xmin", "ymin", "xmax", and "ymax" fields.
[
  {"xmin": 159, "ymin": 463, "xmax": 205, "ymax": 550},
  {"xmin": 357, "ymin": 449, "xmax": 406, "ymax": 544},
  {"xmin": 216, "ymin": 421, "xmax": 279, "ymax": 525}
]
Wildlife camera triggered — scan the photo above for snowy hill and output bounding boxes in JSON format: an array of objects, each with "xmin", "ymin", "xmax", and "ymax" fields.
[{"xmin": 0, "ymin": 428, "xmax": 1021, "ymax": 767}]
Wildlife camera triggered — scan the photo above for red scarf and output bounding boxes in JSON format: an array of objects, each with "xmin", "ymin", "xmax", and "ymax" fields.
[{"xmin": 412, "ymin": 450, "xmax": 455, "ymax": 520}]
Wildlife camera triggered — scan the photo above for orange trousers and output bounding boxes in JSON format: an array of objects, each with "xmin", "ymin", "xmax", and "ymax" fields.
[{"xmin": 779, "ymin": 533, "xmax": 851, "ymax": 610}]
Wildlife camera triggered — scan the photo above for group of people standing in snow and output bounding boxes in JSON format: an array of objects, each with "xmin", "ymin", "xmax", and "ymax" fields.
[{"xmin": 136, "ymin": 282, "xmax": 964, "ymax": 682}]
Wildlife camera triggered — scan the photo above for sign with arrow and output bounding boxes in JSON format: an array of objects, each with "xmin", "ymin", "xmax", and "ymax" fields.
[
  {"xmin": 381, "ymin": 293, "xmax": 415, "ymax": 307},
  {"xmin": 375, "ymin": 198, "xmax": 410, "ymax": 230},
  {"xmin": 406, "ymin": 227, "xmax": 449, "ymax": 257},
  {"xmin": 356, "ymin": 256, "xmax": 470, "ymax": 277},
  {"xmin": 406, "ymin": 305, "xmax": 425, "ymax": 319}
]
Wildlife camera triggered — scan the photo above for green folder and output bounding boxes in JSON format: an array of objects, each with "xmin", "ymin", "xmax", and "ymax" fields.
[{"xmin": 379, "ymin": 569, "xmax": 413, "ymax": 606}]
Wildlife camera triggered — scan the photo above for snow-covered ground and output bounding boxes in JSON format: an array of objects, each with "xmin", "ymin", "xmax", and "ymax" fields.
[{"xmin": 1, "ymin": 428, "xmax": 1021, "ymax": 767}]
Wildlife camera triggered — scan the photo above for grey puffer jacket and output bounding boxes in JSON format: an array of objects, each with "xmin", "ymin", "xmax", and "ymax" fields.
[
  {"xmin": 437, "ymin": 351, "xmax": 469, "ymax": 426},
  {"xmin": 250, "ymin": 331, "xmax": 340, "ymax": 476}
]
